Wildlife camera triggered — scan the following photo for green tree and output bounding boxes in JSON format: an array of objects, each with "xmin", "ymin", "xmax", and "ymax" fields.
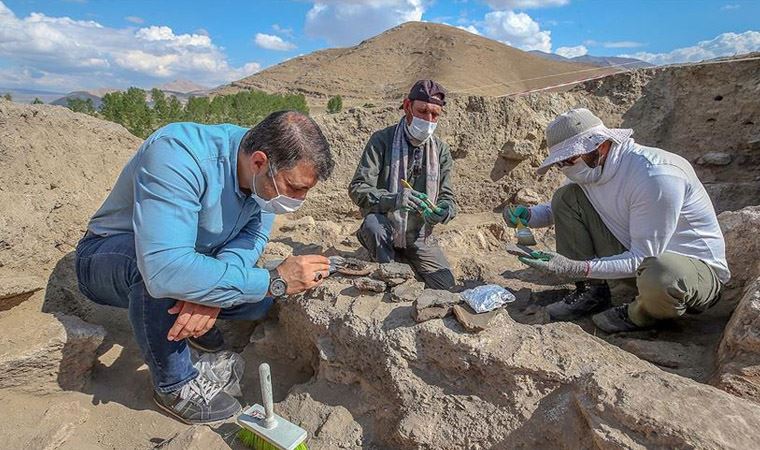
[
  {"xmin": 327, "ymin": 95, "xmax": 343, "ymax": 114},
  {"xmin": 150, "ymin": 88, "xmax": 169, "ymax": 128},
  {"xmin": 31, "ymin": 97, "xmax": 44, "ymax": 104},
  {"xmin": 2, "ymin": 93, "xmax": 11, "ymax": 101},
  {"xmin": 66, "ymin": 97, "xmax": 96, "ymax": 114},
  {"xmin": 166, "ymin": 95, "xmax": 184, "ymax": 123}
]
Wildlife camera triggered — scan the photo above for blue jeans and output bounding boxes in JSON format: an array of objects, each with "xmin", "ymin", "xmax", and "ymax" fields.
[{"xmin": 75, "ymin": 232, "xmax": 273, "ymax": 393}]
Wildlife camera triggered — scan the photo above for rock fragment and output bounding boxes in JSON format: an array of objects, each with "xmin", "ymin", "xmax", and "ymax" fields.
[
  {"xmin": 514, "ymin": 188, "xmax": 542, "ymax": 206},
  {"xmin": 413, "ymin": 289, "xmax": 461, "ymax": 322},
  {"xmin": 390, "ymin": 279, "xmax": 424, "ymax": 303},
  {"xmin": 352, "ymin": 277, "xmax": 387, "ymax": 293},
  {"xmin": 696, "ymin": 151, "xmax": 732, "ymax": 166},
  {"xmin": 452, "ymin": 304, "xmax": 501, "ymax": 332},
  {"xmin": 375, "ymin": 262, "xmax": 416, "ymax": 286},
  {"xmin": 499, "ymin": 140, "xmax": 534, "ymax": 161},
  {"xmin": 0, "ymin": 273, "xmax": 44, "ymax": 311},
  {"xmin": 155, "ymin": 425, "xmax": 230, "ymax": 450},
  {"xmin": 0, "ymin": 310, "xmax": 106, "ymax": 393}
]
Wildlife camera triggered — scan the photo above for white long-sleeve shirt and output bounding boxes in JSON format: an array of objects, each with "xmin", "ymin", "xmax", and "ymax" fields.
[{"xmin": 529, "ymin": 140, "xmax": 730, "ymax": 283}]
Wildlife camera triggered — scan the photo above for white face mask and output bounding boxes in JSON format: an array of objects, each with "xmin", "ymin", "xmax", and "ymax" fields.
[
  {"xmin": 561, "ymin": 157, "xmax": 604, "ymax": 185},
  {"xmin": 251, "ymin": 163, "xmax": 304, "ymax": 214},
  {"xmin": 407, "ymin": 116, "xmax": 437, "ymax": 142}
]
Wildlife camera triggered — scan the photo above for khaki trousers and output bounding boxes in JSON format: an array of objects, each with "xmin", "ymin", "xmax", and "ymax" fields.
[{"xmin": 552, "ymin": 184, "xmax": 722, "ymax": 326}]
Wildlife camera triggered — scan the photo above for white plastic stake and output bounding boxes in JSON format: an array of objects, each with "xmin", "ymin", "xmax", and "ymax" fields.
[{"xmin": 259, "ymin": 363, "xmax": 277, "ymax": 429}]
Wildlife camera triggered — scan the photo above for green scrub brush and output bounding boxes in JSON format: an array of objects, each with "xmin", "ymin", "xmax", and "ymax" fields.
[{"xmin": 237, "ymin": 363, "xmax": 308, "ymax": 450}]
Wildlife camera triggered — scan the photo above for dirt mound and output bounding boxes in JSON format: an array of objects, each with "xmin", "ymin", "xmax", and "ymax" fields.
[
  {"xmin": 0, "ymin": 99, "xmax": 141, "ymax": 277},
  {"xmin": 215, "ymin": 21, "xmax": 614, "ymax": 103}
]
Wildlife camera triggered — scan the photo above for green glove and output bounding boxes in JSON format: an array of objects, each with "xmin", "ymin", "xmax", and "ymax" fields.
[
  {"xmin": 504, "ymin": 205, "xmax": 531, "ymax": 228},
  {"xmin": 396, "ymin": 188, "xmax": 428, "ymax": 213},
  {"xmin": 518, "ymin": 251, "xmax": 589, "ymax": 280},
  {"xmin": 423, "ymin": 202, "xmax": 449, "ymax": 225}
]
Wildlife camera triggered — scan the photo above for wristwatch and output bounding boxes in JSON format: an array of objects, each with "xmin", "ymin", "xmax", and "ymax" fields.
[{"xmin": 268, "ymin": 269, "xmax": 288, "ymax": 298}]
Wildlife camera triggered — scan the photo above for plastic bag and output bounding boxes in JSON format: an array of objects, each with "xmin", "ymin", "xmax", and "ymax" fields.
[
  {"xmin": 190, "ymin": 349, "xmax": 245, "ymax": 397},
  {"xmin": 460, "ymin": 284, "xmax": 516, "ymax": 313}
]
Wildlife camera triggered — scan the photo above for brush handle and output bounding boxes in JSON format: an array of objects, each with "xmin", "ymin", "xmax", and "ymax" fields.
[{"xmin": 259, "ymin": 363, "xmax": 277, "ymax": 429}]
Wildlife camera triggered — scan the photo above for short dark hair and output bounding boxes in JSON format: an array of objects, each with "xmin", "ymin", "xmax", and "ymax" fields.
[{"xmin": 241, "ymin": 110, "xmax": 334, "ymax": 180}]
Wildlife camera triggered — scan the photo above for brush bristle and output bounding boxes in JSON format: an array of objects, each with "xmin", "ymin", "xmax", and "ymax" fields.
[{"xmin": 237, "ymin": 428, "xmax": 308, "ymax": 450}]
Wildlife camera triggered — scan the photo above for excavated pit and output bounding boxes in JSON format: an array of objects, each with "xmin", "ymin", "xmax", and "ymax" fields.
[{"xmin": 1, "ymin": 56, "xmax": 760, "ymax": 449}]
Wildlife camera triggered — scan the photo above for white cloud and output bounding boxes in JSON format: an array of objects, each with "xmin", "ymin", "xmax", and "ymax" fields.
[
  {"xmin": 254, "ymin": 33, "xmax": 297, "ymax": 51},
  {"xmin": 0, "ymin": 1, "xmax": 260, "ymax": 91},
  {"xmin": 485, "ymin": 0, "xmax": 569, "ymax": 9},
  {"xmin": 457, "ymin": 25, "xmax": 481, "ymax": 35},
  {"xmin": 272, "ymin": 24, "xmax": 294, "ymax": 38},
  {"xmin": 622, "ymin": 30, "xmax": 760, "ymax": 65},
  {"xmin": 483, "ymin": 10, "xmax": 552, "ymax": 52},
  {"xmin": 304, "ymin": 0, "xmax": 424, "ymax": 46},
  {"xmin": 584, "ymin": 39, "xmax": 645, "ymax": 49},
  {"xmin": 125, "ymin": 16, "xmax": 144, "ymax": 24},
  {"xmin": 555, "ymin": 45, "xmax": 587, "ymax": 58},
  {"xmin": 721, "ymin": 4, "xmax": 740, "ymax": 10}
]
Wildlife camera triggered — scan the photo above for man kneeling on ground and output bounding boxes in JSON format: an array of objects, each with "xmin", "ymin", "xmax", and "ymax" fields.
[
  {"xmin": 507, "ymin": 108, "xmax": 729, "ymax": 333},
  {"xmin": 348, "ymin": 80, "xmax": 458, "ymax": 290},
  {"xmin": 76, "ymin": 111, "xmax": 334, "ymax": 423}
]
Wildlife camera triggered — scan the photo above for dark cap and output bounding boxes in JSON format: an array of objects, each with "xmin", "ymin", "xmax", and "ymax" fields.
[{"xmin": 407, "ymin": 79, "xmax": 446, "ymax": 107}]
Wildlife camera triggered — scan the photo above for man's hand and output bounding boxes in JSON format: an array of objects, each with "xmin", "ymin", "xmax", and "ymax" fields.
[
  {"xmin": 504, "ymin": 205, "xmax": 531, "ymax": 228},
  {"xmin": 518, "ymin": 251, "xmax": 590, "ymax": 280},
  {"xmin": 167, "ymin": 301, "xmax": 221, "ymax": 341},
  {"xmin": 395, "ymin": 188, "xmax": 429, "ymax": 214},
  {"xmin": 423, "ymin": 202, "xmax": 449, "ymax": 225},
  {"xmin": 276, "ymin": 255, "xmax": 331, "ymax": 295}
]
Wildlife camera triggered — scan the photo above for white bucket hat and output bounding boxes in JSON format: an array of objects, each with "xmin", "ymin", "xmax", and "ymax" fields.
[{"xmin": 536, "ymin": 108, "xmax": 633, "ymax": 175}]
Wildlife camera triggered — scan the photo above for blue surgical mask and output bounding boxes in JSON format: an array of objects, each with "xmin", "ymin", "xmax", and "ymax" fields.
[{"xmin": 251, "ymin": 163, "xmax": 304, "ymax": 214}]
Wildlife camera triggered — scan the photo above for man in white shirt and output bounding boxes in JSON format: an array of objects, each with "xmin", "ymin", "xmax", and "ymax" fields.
[{"xmin": 506, "ymin": 108, "xmax": 729, "ymax": 333}]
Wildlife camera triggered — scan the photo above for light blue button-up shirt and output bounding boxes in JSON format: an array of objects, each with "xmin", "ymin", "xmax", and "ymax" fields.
[{"xmin": 88, "ymin": 122, "xmax": 274, "ymax": 308}]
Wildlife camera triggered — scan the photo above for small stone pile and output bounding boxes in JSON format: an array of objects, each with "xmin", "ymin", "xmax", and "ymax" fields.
[{"xmin": 347, "ymin": 261, "xmax": 506, "ymax": 332}]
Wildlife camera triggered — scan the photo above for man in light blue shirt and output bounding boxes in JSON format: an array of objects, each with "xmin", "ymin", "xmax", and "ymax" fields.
[{"xmin": 76, "ymin": 111, "xmax": 334, "ymax": 423}]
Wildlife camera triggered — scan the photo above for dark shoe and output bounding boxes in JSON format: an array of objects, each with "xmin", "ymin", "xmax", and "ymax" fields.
[
  {"xmin": 546, "ymin": 282, "xmax": 611, "ymax": 321},
  {"xmin": 592, "ymin": 305, "xmax": 647, "ymax": 333},
  {"xmin": 153, "ymin": 374, "xmax": 241, "ymax": 424},
  {"xmin": 188, "ymin": 325, "xmax": 225, "ymax": 353}
]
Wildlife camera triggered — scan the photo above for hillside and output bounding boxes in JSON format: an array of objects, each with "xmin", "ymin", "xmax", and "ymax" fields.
[
  {"xmin": 530, "ymin": 50, "xmax": 653, "ymax": 69},
  {"xmin": 215, "ymin": 21, "xmax": 619, "ymax": 101}
]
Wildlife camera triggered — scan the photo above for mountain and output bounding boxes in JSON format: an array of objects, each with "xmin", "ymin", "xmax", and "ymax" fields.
[
  {"xmin": 156, "ymin": 79, "xmax": 209, "ymax": 94},
  {"xmin": 529, "ymin": 50, "xmax": 653, "ymax": 70},
  {"xmin": 51, "ymin": 91, "xmax": 105, "ymax": 108},
  {"xmin": 215, "ymin": 21, "xmax": 621, "ymax": 100},
  {"xmin": 0, "ymin": 87, "xmax": 66, "ymax": 104}
]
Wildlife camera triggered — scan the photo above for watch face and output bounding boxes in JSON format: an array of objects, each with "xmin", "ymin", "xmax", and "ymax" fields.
[{"xmin": 271, "ymin": 279, "xmax": 287, "ymax": 297}]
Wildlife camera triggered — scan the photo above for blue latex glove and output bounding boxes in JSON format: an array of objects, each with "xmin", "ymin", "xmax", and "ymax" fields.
[{"xmin": 504, "ymin": 205, "xmax": 531, "ymax": 228}]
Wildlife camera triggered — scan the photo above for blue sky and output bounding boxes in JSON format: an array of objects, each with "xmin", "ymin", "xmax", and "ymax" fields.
[{"xmin": 0, "ymin": 0, "xmax": 758, "ymax": 92}]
